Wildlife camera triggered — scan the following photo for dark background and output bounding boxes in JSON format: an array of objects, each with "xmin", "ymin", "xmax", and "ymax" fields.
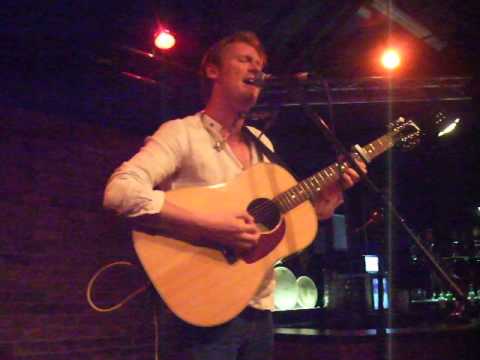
[
  {"xmin": 3, "ymin": 0, "xmax": 479, "ymax": 258},
  {"xmin": 1, "ymin": 1, "xmax": 480, "ymax": 359}
]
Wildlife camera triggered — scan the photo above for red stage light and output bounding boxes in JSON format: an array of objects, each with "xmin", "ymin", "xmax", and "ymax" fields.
[
  {"xmin": 381, "ymin": 49, "xmax": 401, "ymax": 70},
  {"xmin": 154, "ymin": 30, "xmax": 176, "ymax": 50}
]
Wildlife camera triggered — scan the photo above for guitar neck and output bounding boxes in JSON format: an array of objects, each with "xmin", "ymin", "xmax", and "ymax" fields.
[{"xmin": 273, "ymin": 133, "xmax": 394, "ymax": 213}]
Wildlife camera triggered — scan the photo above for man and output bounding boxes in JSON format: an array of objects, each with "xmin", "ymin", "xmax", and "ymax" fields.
[{"xmin": 103, "ymin": 31, "xmax": 364, "ymax": 360}]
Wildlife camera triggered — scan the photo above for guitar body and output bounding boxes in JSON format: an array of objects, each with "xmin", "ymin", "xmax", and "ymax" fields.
[
  {"xmin": 133, "ymin": 162, "xmax": 318, "ymax": 327},
  {"xmin": 132, "ymin": 118, "xmax": 421, "ymax": 327}
]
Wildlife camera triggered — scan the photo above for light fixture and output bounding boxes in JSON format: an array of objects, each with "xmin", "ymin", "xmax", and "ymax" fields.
[
  {"xmin": 381, "ymin": 48, "xmax": 401, "ymax": 70},
  {"xmin": 435, "ymin": 111, "xmax": 461, "ymax": 137},
  {"xmin": 437, "ymin": 118, "xmax": 460, "ymax": 137},
  {"xmin": 154, "ymin": 29, "xmax": 176, "ymax": 50}
]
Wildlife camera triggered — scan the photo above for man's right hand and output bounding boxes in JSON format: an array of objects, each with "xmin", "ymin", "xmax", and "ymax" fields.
[
  {"xmin": 195, "ymin": 211, "xmax": 261, "ymax": 255},
  {"xmin": 134, "ymin": 201, "xmax": 261, "ymax": 255}
]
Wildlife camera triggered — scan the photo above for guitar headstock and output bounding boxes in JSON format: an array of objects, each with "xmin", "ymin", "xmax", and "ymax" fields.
[{"xmin": 389, "ymin": 117, "xmax": 421, "ymax": 150}]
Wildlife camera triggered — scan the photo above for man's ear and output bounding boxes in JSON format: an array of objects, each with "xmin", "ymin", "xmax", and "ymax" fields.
[{"xmin": 205, "ymin": 63, "xmax": 220, "ymax": 80}]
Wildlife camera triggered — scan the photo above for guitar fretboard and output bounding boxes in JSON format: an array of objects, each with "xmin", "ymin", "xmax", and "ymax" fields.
[{"xmin": 273, "ymin": 133, "xmax": 394, "ymax": 213}]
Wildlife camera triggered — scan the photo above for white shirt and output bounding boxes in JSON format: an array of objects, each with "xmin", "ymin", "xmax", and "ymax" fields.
[{"xmin": 103, "ymin": 112, "xmax": 275, "ymax": 310}]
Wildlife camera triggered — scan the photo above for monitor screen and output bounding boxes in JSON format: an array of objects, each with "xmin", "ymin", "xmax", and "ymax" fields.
[{"xmin": 364, "ymin": 255, "xmax": 379, "ymax": 273}]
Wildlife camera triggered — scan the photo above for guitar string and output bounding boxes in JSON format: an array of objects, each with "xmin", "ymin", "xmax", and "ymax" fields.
[
  {"xmin": 248, "ymin": 178, "xmax": 325, "ymax": 216},
  {"xmin": 245, "ymin": 129, "xmax": 406, "ymax": 226},
  {"xmin": 246, "ymin": 168, "xmax": 342, "ymax": 224},
  {"xmin": 248, "ymin": 203, "xmax": 278, "ymax": 226},
  {"xmin": 246, "ymin": 167, "xmax": 340, "ymax": 218},
  {"xmin": 249, "ymin": 139, "xmax": 394, "ymax": 219},
  {"xmin": 248, "ymin": 128, "xmax": 403, "ymax": 218},
  {"xmin": 247, "ymin": 188, "xmax": 312, "ymax": 220},
  {"xmin": 245, "ymin": 136, "xmax": 371, "ymax": 221}
]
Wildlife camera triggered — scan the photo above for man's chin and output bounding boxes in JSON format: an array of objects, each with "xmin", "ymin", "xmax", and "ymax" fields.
[{"xmin": 239, "ymin": 92, "xmax": 259, "ymax": 110}]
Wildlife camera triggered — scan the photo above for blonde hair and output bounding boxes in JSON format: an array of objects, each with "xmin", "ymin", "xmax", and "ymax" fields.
[{"xmin": 199, "ymin": 31, "xmax": 267, "ymax": 100}]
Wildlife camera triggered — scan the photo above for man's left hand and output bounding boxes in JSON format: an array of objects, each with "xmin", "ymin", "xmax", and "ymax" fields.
[{"xmin": 313, "ymin": 160, "xmax": 366, "ymax": 220}]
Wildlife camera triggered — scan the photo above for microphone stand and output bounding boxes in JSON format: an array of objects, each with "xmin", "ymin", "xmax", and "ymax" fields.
[{"xmin": 300, "ymin": 102, "xmax": 468, "ymax": 313}]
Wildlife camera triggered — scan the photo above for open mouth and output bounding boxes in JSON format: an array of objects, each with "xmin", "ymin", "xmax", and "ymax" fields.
[{"xmin": 243, "ymin": 77, "xmax": 260, "ymax": 87}]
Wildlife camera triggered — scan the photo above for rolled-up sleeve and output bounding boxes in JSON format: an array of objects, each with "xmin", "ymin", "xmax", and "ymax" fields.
[{"xmin": 103, "ymin": 119, "xmax": 186, "ymax": 217}]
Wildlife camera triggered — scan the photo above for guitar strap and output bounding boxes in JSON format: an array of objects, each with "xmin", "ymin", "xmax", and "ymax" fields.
[{"xmin": 242, "ymin": 127, "xmax": 296, "ymax": 178}]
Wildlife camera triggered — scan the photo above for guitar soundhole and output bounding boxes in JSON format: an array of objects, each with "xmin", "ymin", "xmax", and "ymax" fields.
[{"xmin": 247, "ymin": 198, "xmax": 281, "ymax": 232}]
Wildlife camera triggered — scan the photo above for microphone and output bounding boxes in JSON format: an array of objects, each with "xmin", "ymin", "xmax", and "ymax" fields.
[{"xmin": 244, "ymin": 71, "xmax": 314, "ymax": 87}]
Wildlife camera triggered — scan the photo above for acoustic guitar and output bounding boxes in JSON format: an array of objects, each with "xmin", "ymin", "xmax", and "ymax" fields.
[{"xmin": 133, "ymin": 117, "xmax": 420, "ymax": 326}]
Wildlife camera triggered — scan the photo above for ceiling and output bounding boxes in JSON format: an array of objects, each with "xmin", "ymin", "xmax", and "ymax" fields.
[{"xmin": 2, "ymin": 1, "xmax": 479, "ymax": 126}]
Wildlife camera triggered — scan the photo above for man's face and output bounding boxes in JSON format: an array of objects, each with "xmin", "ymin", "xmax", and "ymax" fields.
[{"xmin": 208, "ymin": 42, "xmax": 264, "ymax": 110}]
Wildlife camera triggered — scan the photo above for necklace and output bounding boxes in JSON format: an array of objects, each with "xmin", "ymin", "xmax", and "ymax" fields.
[{"xmin": 200, "ymin": 111, "xmax": 234, "ymax": 152}]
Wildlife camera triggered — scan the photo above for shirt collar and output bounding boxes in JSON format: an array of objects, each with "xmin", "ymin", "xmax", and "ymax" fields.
[
  {"xmin": 200, "ymin": 111, "xmax": 224, "ymax": 138},
  {"xmin": 200, "ymin": 111, "xmax": 229, "ymax": 151}
]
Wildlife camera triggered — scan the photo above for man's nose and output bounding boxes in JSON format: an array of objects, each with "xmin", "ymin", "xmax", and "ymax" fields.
[{"xmin": 249, "ymin": 61, "xmax": 262, "ymax": 73}]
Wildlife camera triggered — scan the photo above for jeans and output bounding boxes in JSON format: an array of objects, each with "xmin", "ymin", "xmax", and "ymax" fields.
[{"xmin": 158, "ymin": 305, "xmax": 274, "ymax": 360}]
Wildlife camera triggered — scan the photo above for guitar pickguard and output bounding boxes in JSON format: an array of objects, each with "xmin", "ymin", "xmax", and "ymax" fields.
[{"xmin": 242, "ymin": 219, "xmax": 286, "ymax": 264}]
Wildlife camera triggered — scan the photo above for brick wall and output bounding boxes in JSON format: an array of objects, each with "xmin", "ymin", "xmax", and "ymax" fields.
[
  {"xmin": 3, "ymin": 105, "xmax": 478, "ymax": 360},
  {"xmin": 1, "ymin": 106, "xmax": 159, "ymax": 359}
]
